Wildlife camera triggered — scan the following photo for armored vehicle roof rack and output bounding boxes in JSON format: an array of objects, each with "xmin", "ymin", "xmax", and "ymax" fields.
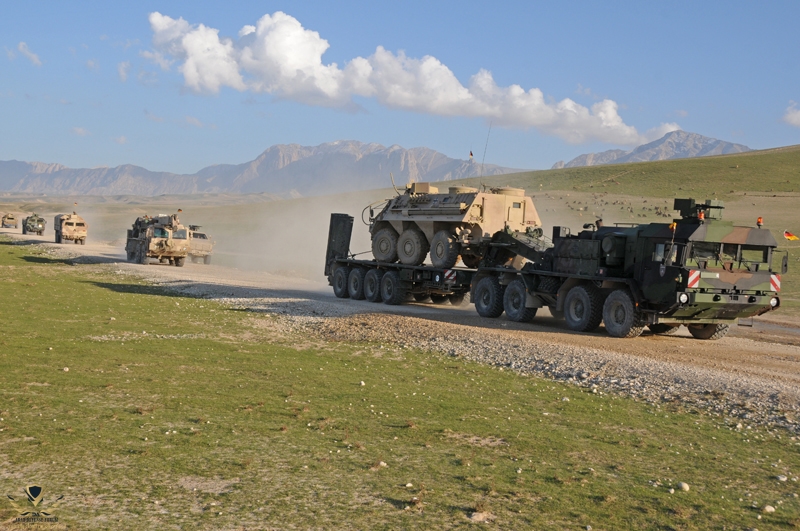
[{"xmin": 674, "ymin": 198, "xmax": 724, "ymax": 220}]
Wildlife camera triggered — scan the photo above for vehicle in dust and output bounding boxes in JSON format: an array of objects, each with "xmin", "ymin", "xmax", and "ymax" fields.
[
  {"xmin": 125, "ymin": 213, "xmax": 189, "ymax": 266},
  {"xmin": 54, "ymin": 212, "xmax": 87, "ymax": 244},
  {"xmin": 368, "ymin": 182, "xmax": 542, "ymax": 268},
  {"xmin": 188, "ymin": 225, "xmax": 213, "ymax": 265},
  {"xmin": 2, "ymin": 213, "xmax": 18, "ymax": 229},
  {"xmin": 22, "ymin": 213, "xmax": 47, "ymax": 235}
]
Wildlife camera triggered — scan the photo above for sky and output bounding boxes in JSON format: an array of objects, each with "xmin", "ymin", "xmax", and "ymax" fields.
[{"xmin": 1, "ymin": 1, "xmax": 799, "ymax": 175}]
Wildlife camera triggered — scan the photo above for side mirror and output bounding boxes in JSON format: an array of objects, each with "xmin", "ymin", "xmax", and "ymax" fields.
[{"xmin": 782, "ymin": 253, "xmax": 789, "ymax": 275}]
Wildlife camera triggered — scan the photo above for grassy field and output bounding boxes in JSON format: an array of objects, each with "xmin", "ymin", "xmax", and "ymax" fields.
[{"xmin": 1, "ymin": 238, "xmax": 799, "ymax": 529}]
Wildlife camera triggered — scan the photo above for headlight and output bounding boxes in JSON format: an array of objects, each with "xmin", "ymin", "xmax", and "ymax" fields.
[
  {"xmin": 679, "ymin": 293, "xmax": 689, "ymax": 304},
  {"xmin": 770, "ymin": 297, "xmax": 779, "ymax": 307}
]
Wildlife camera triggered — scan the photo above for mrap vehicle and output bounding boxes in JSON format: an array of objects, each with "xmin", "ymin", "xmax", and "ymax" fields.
[{"xmin": 472, "ymin": 198, "xmax": 785, "ymax": 340}]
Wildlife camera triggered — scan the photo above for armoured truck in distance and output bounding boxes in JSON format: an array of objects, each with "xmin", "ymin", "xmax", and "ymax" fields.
[
  {"xmin": 472, "ymin": 198, "xmax": 785, "ymax": 340},
  {"xmin": 22, "ymin": 213, "xmax": 46, "ymax": 235},
  {"xmin": 368, "ymin": 182, "xmax": 543, "ymax": 269},
  {"xmin": 125, "ymin": 213, "xmax": 189, "ymax": 266},
  {"xmin": 54, "ymin": 212, "xmax": 87, "ymax": 244},
  {"xmin": 188, "ymin": 225, "xmax": 214, "ymax": 264},
  {"xmin": 2, "ymin": 213, "xmax": 18, "ymax": 229}
]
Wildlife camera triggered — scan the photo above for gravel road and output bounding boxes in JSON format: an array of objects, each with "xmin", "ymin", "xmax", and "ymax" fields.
[{"xmin": 9, "ymin": 230, "xmax": 800, "ymax": 435}]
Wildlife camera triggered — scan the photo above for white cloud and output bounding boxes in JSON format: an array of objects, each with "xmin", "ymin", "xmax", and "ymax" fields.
[
  {"xmin": 113, "ymin": 135, "xmax": 127, "ymax": 144},
  {"xmin": 783, "ymin": 101, "xmax": 800, "ymax": 127},
  {"xmin": 118, "ymin": 61, "xmax": 131, "ymax": 81},
  {"xmin": 5, "ymin": 47, "xmax": 15, "ymax": 60},
  {"xmin": 675, "ymin": 109, "xmax": 688, "ymax": 118},
  {"xmin": 144, "ymin": 109, "xmax": 164, "ymax": 122},
  {"xmin": 72, "ymin": 127, "xmax": 90, "ymax": 136},
  {"xmin": 185, "ymin": 115, "xmax": 203, "ymax": 127},
  {"xmin": 17, "ymin": 42, "xmax": 41, "ymax": 66},
  {"xmin": 145, "ymin": 11, "xmax": 675, "ymax": 145},
  {"xmin": 86, "ymin": 59, "xmax": 98, "ymax": 70}
]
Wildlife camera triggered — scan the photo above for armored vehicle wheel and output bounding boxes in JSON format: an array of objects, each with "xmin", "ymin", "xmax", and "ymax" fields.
[
  {"xmin": 174, "ymin": 257, "xmax": 185, "ymax": 267},
  {"xmin": 413, "ymin": 293, "xmax": 430, "ymax": 302},
  {"xmin": 449, "ymin": 293, "xmax": 466, "ymax": 306},
  {"xmin": 602, "ymin": 289, "xmax": 645, "ymax": 338},
  {"xmin": 127, "ymin": 251, "xmax": 135, "ymax": 261},
  {"xmin": 204, "ymin": 255, "xmax": 211, "ymax": 265},
  {"xmin": 80, "ymin": 238, "xmax": 85, "ymax": 245},
  {"xmin": 21, "ymin": 225, "xmax": 26, "ymax": 234},
  {"xmin": 372, "ymin": 227, "xmax": 399, "ymax": 263},
  {"xmin": 460, "ymin": 254, "xmax": 482, "ymax": 268},
  {"xmin": 563, "ymin": 285, "xmax": 603, "ymax": 332},
  {"xmin": 688, "ymin": 323, "xmax": 730, "ymax": 340},
  {"xmin": 55, "ymin": 233, "xmax": 61, "ymax": 243},
  {"xmin": 430, "ymin": 230, "xmax": 460, "ymax": 268},
  {"xmin": 474, "ymin": 276, "xmax": 504, "ymax": 318},
  {"xmin": 537, "ymin": 276, "xmax": 560, "ymax": 293},
  {"xmin": 74, "ymin": 238, "xmax": 79, "ymax": 244},
  {"xmin": 397, "ymin": 228, "xmax": 429, "ymax": 266},
  {"xmin": 430, "ymin": 294, "xmax": 449, "ymax": 304},
  {"xmin": 380, "ymin": 270, "xmax": 407, "ymax": 305},
  {"xmin": 648, "ymin": 324, "xmax": 679, "ymax": 335},
  {"xmin": 348, "ymin": 268, "xmax": 367, "ymax": 300},
  {"xmin": 137, "ymin": 247, "xmax": 149, "ymax": 265},
  {"xmin": 332, "ymin": 267, "xmax": 351, "ymax": 298},
  {"xmin": 364, "ymin": 269, "xmax": 384, "ymax": 302},
  {"xmin": 504, "ymin": 279, "xmax": 537, "ymax": 322}
]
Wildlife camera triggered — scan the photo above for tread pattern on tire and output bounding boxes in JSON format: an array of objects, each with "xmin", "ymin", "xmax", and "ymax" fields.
[
  {"xmin": 648, "ymin": 323, "xmax": 679, "ymax": 335},
  {"xmin": 430, "ymin": 294, "xmax": 449, "ymax": 305},
  {"xmin": 430, "ymin": 230, "xmax": 460, "ymax": 269},
  {"xmin": 397, "ymin": 228, "xmax": 429, "ymax": 266},
  {"xmin": 602, "ymin": 289, "xmax": 644, "ymax": 338},
  {"xmin": 381, "ymin": 271, "xmax": 407, "ymax": 305},
  {"xmin": 364, "ymin": 269, "xmax": 384, "ymax": 302},
  {"xmin": 503, "ymin": 279, "xmax": 537, "ymax": 322},
  {"xmin": 688, "ymin": 323, "xmax": 729, "ymax": 340},
  {"xmin": 474, "ymin": 276, "xmax": 504, "ymax": 318},
  {"xmin": 564, "ymin": 284, "xmax": 603, "ymax": 332},
  {"xmin": 372, "ymin": 227, "xmax": 399, "ymax": 263},
  {"xmin": 348, "ymin": 268, "xmax": 367, "ymax": 300},
  {"xmin": 332, "ymin": 267, "xmax": 350, "ymax": 298}
]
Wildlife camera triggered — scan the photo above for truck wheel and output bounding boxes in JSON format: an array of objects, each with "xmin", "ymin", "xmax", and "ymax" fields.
[
  {"xmin": 430, "ymin": 294, "xmax": 449, "ymax": 304},
  {"xmin": 474, "ymin": 276, "xmax": 504, "ymax": 318},
  {"xmin": 80, "ymin": 238, "xmax": 85, "ymax": 245},
  {"xmin": 564, "ymin": 285, "xmax": 603, "ymax": 332},
  {"xmin": 460, "ymin": 254, "xmax": 482, "ymax": 268},
  {"xmin": 174, "ymin": 257, "xmax": 185, "ymax": 267},
  {"xmin": 504, "ymin": 279, "xmax": 537, "ymax": 322},
  {"xmin": 332, "ymin": 267, "xmax": 351, "ymax": 298},
  {"xmin": 648, "ymin": 324, "xmax": 679, "ymax": 335},
  {"xmin": 413, "ymin": 293, "xmax": 430, "ymax": 302},
  {"xmin": 364, "ymin": 269, "xmax": 384, "ymax": 302},
  {"xmin": 538, "ymin": 276, "xmax": 561, "ymax": 293},
  {"xmin": 430, "ymin": 230, "xmax": 460, "ymax": 268},
  {"xmin": 348, "ymin": 268, "xmax": 367, "ymax": 300},
  {"xmin": 137, "ymin": 246, "xmax": 149, "ymax": 265},
  {"xmin": 688, "ymin": 323, "xmax": 730, "ymax": 340},
  {"xmin": 397, "ymin": 229, "xmax": 429, "ymax": 266},
  {"xmin": 372, "ymin": 228, "xmax": 399, "ymax": 263},
  {"xmin": 127, "ymin": 251, "xmax": 134, "ymax": 261},
  {"xmin": 55, "ymin": 233, "xmax": 61, "ymax": 243},
  {"xmin": 204, "ymin": 255, "xmax": 211, "ymax": 265},
  {"xmin": 380, "ymin": 271, "xmax": 407, "ymax": 305},
  {"xmin": 21, "ymin": 225, "xmax": 26, "ymax": 234},
  {"xmin": 602, "ymin": 289, "xmax": 645, "ymax": 338},
  {"xmin": 449, "ymin": 293, "xmax": 466, "ymax": 306}
]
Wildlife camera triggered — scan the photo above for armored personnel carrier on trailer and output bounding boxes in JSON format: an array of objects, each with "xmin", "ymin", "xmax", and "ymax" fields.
[
  {"xmin": 22, "ymin": 213, "xmax": 46, "ymax": 235},
  {"xmin": 54, "ymin": 212, "xmax": 87, "ymax": 244},
  {"xmin": 2, "ymin": 213, "xmax": 18, "ymax": 229},
  {"xmin": 368, "ymin": 182, "xmax": 542, "ymax": 268},
  {"xmin": 125, "ymin": 212, "xmax": 189, "ymax": 266},
  {"xmin": 188, "ymin": 225, "xmax": 214, "ymax": 265}
]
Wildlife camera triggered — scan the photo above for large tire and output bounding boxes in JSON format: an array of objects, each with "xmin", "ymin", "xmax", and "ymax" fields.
[
  {"xmin": 380, "ymin": 271, "xmax": 407, "ymax": 305},
  {"xmin": 332, "ymin": 266, "xmax": 351, "ymax": 298},
  {"xmin": 430, "ymin": 294, "xmax": 449, "ymax": 305},
  {"xmin": 563, "ymin": 285, "xmax": 604, "ymax": 332},
  {"xmin": 372, "ymin": 227, "xmax": 399, "ymax": 263},
  {"xmin": 413, "ymin": 293, "xmax": 430, "ymax": 302},
  {"xmin": 127, "ymin": 250, "xmax": 135, "ymax": 261},
  {"xmin": 348, "ymin": 268, "xmax": 367, "ymax": 300},
  {"xmin": 503, "ymin": 279, "xmax": 537, "ymax": 322},
  {"xmin": 55, "ymin": 233, "xmax": 61, "ymax": 244},
  {"xmin": 688, "ymin": 323, "xmax": 730, "ymax": 340},
  {"xmin": 204, "ymin": 255, "xmax": 211, "ymax": 265},
  {"xmin": 137, "ymin": 245, "xmax": 149, "ymax": 265},
  {"xmin": 397, "ymin": 228, "xmax": 429, "ymax": 266},
  {"xmin": 21, "ymin": 225, "xmax": 26, "ymax": 235},
  {"xmin": 174, "ymin": 257, "xmax": 185, "ymax": 267},
  {"xmin": 430, "ymin": 230, "xmax": 461, "ymax": 268},
  {"xmin": 649, "ymin": 324, "xmax": 679, "ymax": 335},
  {"xmin": 449, "ymin": 293, "xmax": 466, "ymax": 306},
  {"xmin": 80, "ymin": 238, "xmax": 85, "ymax": 245},
  {"xmin": 474, "ymin": 276, "xmax": 504, "ymax": 318},
  {"xmin": 364, "ymin": 269, "xmax": 384, "ymax": 302},
  {"xmin": 460, "ymin": 254, "xmax": 482, "ymax": 268},
  {"xmin": 537, "ymin": 276, "xmax": 561, "ymax": 294},
  {"xmin": 602, "ymin": 289, "xmax": 645, "ymax": 338}
]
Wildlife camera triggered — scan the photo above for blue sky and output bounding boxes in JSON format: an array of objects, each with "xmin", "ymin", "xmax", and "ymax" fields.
[{"xmin": 1, "ymin": 1, "xmax": 799, "ymax": 174}]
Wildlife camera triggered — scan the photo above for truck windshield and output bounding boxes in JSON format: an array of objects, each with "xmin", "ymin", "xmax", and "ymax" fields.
[
  {"xmin": 154, "ymin": 228, "xmax": 169, "ymax": 238},
  {"xmin": 689, "ymin": 242, "xmax": 770, "ymax": 270},
  {"xmin": 173, "ymin": 229, "xmax": 188, "ymax": 239}
]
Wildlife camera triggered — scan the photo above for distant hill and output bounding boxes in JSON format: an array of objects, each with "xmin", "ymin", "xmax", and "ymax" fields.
[
  {"xmin": 551, "ymin": 131, "xmax": 751, "ymax": 169},
  {"xmin": 0, "ymin": 141, "xmax": 523, "ymax": 197}
]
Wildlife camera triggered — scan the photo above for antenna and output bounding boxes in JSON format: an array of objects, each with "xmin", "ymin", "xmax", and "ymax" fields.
[
  {"xmin": 479, "ymin": 121, "xmax": 492, "ymax": 191},
  {"xmin": 390, "ymin": 172, "xmax": 402, "ymax": 196}
]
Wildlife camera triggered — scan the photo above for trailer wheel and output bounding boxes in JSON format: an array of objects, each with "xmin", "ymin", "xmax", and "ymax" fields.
[
  {"xmin": 648, "ymin": 324, "xmax": 679, "ymax": 335},
  {"xmin": 332, "ymin": 267, "xmax": 351, "ymax": 298},
  {"xmin": 504, "ymin": 279, "xmax": 537, "ymax": 322},
  {"xmin": 397, "ymin": 228, "xmax": 429, "ymax": 266},
  {"xmin": 204, "ymin": 255, "xmax": 211, "ymax": 265},
  {"xmin": 364, "ymin": 269, "xmax": 384, "ymax": 302},
  {"xmin": 449, "ymin": 293, "xmax": 466, "ymax": 306},
  {"xmin": 474, "ymin": 276, "xmax": 504, "ymax": 318},
  {"xmin": 688, "ymin": 323, "xmax": 729, "ymax": 340},
  {"xmin": 413, "ymin": 293, "xmax": 431, "ymax": 303},
  {"xmin": 460, "ymin": 254, "xmax": 482, "ymax": 268},
  {"xmin": 174, "ymin": 257, "xmax": 185, "ymax": 267},
  {"xmin": 430, "ymin": 230, "xmax": 460, "ymax": 268},
  {"xmin": 602, "ymin": 289, "xmax": 644, "ymax": 338},
  {"xmin": 348, "ymin": 268, "xmax": 367, "ymax": 300},
  {"xmin": 564, "ymin": 285, "xmax": 603, "ymax": 332},
  {"xmin": 380, "ymin": 271, "xmax": 407, "ymax": 305},
  {"xmin": 372, "ymin": 227, "xmax": 399, "ymax": 263},
  {"xmin": 430, "ymin": 294, "xmax": 449, "ymax": 305}
]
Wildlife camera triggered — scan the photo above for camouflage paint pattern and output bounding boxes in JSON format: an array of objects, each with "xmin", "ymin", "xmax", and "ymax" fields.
[
  {"xmin": 125, "ymin": 213, "xmax": 189, "ymax": 262},
  {"xmin": 22, "ymin": 213, "xmax": 46, "ymax": 235}
]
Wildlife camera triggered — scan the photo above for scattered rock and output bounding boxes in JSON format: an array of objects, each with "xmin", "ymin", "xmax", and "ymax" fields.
[
  {"xmin": 776, "ymin": 475, "xmax": 787, "ymax": 482},
  {"xmin": 63, "ymin": 367, "xmax": 69, "ymax": 372},
  {"xmin": 678, "ymin": 482, "xmax": 690, "ymax": 492},
  {"xmin": 763, "ymin": 505, "xmax": 775, "ymax": 513},
  {"xmin": 668, "ymin": 488, "xmax": 675, "ymax": 494},
  {"xmin": 469, "ymin": 512, "xmax": 495, "ymax": 523}
]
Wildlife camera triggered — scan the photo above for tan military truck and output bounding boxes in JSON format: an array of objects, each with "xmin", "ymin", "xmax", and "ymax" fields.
[
  {"xmin": 54, "ymin": 212, "xmax": 88, "ymax": 244},
  {"xmin": 2, "ymin": 213, "xmax": 18, "ymax": 229},
  {"xmin": 369, "ymin": 182, "xmax": 542, "ymax": 268},
  {"xmin": 125, "ymin": 212, "xmax": 189, "ymax": 266},
  {"xmin": 188, "ymin": 225, "xmax": 214, "ymax": 265}
]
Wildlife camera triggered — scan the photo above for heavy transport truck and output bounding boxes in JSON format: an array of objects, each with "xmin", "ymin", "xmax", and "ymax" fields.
[
  {"xmin": 125, "ymin": 212, "xmax": 189, "ymax": 266},
  {"xmin": 54, "ymin": 212, "xmax": 87, "ymax": 244},
  {"xmin": 472, "ymin": 198, "xmax": 785, "ymax": 340}
]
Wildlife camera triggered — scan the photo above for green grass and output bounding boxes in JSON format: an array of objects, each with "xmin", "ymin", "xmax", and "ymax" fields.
[{"xmin": 1, "ymin": 236, "xmax": 800, "ymax": 528}]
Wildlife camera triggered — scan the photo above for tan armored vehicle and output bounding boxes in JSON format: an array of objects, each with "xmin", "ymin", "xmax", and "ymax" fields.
[
  {"xmin": 126, "ymin": 212, "xmax": 189, "ymax": 266},
  {"xmin": 2, "ymin": 213, "xmax": 18, "ymax": 229},
  {"xmin": 188, "ymin": 225, "xmax": 214, "ymax": 265},
  {"xmin": 54, "ymin": 212, "xmax": 87, "ymax": 244},
  {"xmin": 22, "ymin": 213, "xmax": 46, "ymax": 235},
  {"xmin": 369, "ymin": 182, "xmax": 542, "ymax": 268}
]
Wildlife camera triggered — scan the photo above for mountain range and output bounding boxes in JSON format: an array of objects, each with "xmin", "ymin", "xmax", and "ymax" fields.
[
  {"xmin": 0, "ymin": 141, "xmax": 521, "ymax": 197},
  {"xmin": 551, "ymin": 130, "xmax": 751, "ymax": 169}
]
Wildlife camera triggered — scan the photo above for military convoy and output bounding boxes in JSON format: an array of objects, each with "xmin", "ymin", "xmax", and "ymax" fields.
[
  {"xmin": 188, "ymin": 225, "xmax": 214, "ymax": 264},
  {"xmin": 125, "ymin": 213, "xmax": 190, "ymax": 266},
  {"xmin": 328, "ymin": 194, "xmax": 785, "ymax": 340},
  {"xmin": 54, "ymin": 212, "xmax": 88, "ymax": 244},
  {"xmin": 2, "ymin": 213, "xmax": 18, "ymax": 229},
  {"xmin": 21, "ymin": 213, "xmax": 46, "ymax": 235}
]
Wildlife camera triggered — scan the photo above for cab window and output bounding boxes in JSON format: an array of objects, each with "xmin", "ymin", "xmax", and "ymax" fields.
[
  {"xmin": 154, "ymin": 228, "xmax": 169, "ymax": 238},
  {"xmin": 173, "ymin": 229, "xmax": 188, "ymax": 239},
  {"xmin": 741, "ymin": 245, "xmax": 768, "ymax": 264}
]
